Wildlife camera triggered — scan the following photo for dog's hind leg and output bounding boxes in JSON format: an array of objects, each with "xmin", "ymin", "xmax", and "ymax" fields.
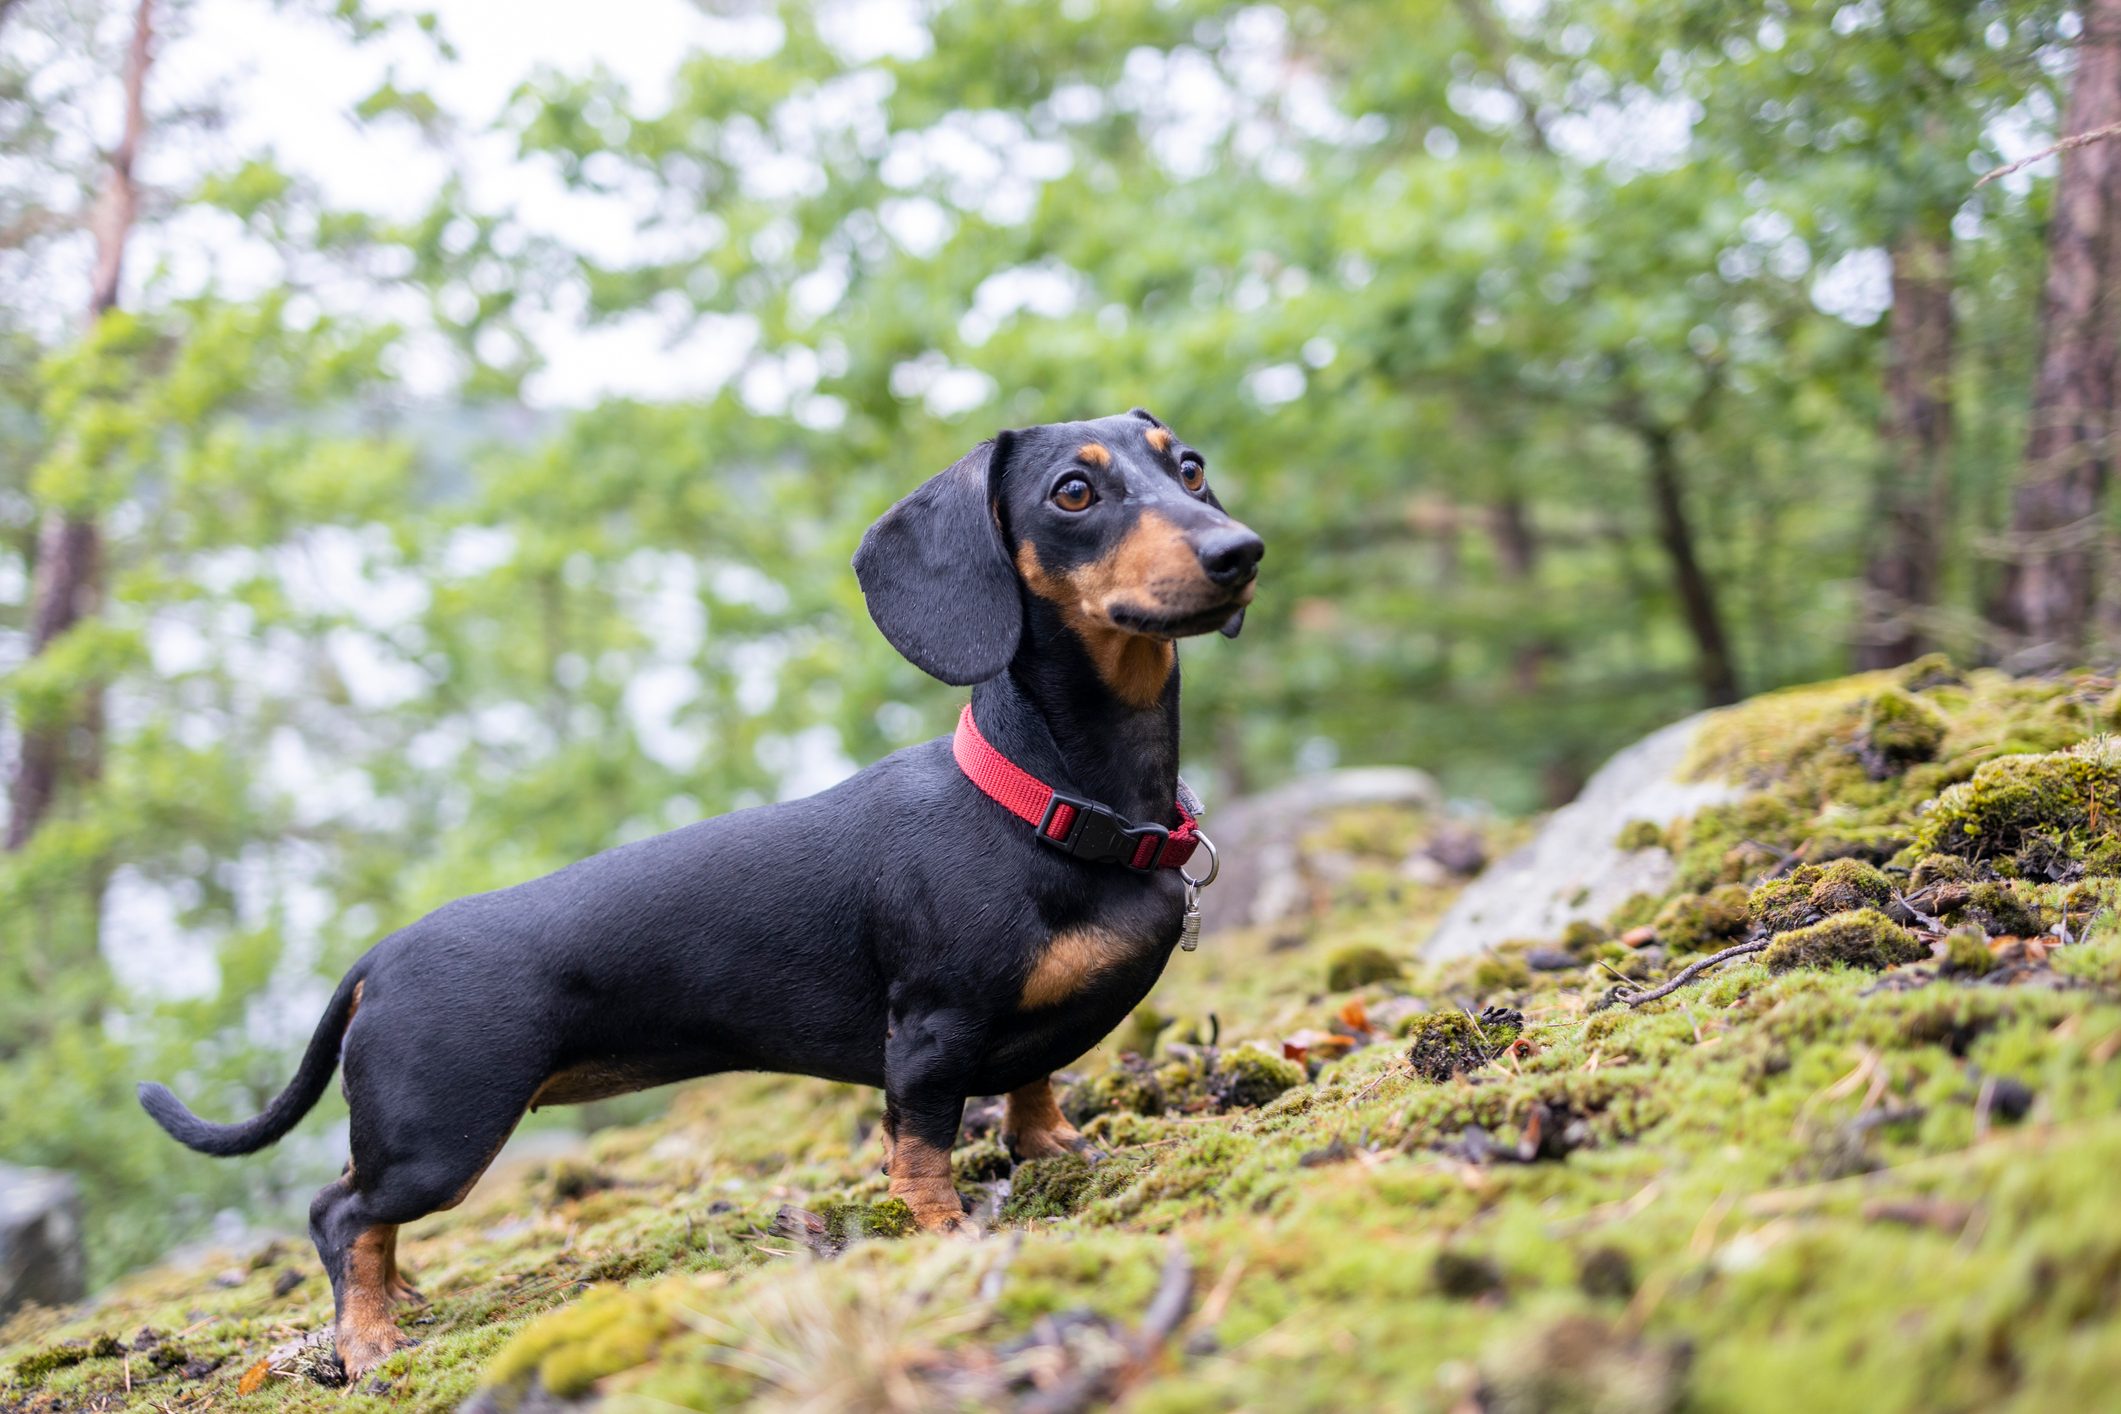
[
  {"xmin": 381, "ymin": 1225, "xmax": 423, "ymax": 1307},
  {"xmin": 314, "ymin": 1039, "xmax": 537, "ymax": 1379},
  {"xmin": 308, "ymin": 1178, "xmax": 411, "ymax": 1382},
  {"xmin": 1000, "ymin": 1077, "xmax": 1088, "ymax": 1160}
]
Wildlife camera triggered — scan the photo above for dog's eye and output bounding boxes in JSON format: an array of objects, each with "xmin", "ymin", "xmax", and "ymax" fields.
[
  {"xmin": 1179, "ymin": 460, "xmax": 1206, "ymax": 493},
  {"xmin": 1052, "ymin": 476, "xmax": 1096, "ymax": 512}
]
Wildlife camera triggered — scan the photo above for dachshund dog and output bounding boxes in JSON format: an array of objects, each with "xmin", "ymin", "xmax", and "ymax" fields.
[{"xmin": 139, "ymin": 408, "xmax": 1262, "ymax": 1378}]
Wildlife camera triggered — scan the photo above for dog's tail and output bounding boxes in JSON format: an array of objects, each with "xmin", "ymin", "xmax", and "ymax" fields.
[{"xmin": 137, "ymin": 963, "xmax": 368, "ymax": 1157}]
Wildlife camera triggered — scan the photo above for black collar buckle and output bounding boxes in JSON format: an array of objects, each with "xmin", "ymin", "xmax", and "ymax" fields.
[{"xmin": 1037, "ymin": 793, "xmax": 1169, "ymax": 871}]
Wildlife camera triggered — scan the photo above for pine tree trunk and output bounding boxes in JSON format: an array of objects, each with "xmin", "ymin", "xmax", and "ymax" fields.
[
  {"xmin": 1856, "ymin": 217, "xmax": 1954, "ymax": 670},
  {"xmin": 5, "ymin": 0, "xmax": 153, "ymax": 851},
  {"xmin": 1990, "ymin": 0, "xmax": 2121, "ymax": 660}
]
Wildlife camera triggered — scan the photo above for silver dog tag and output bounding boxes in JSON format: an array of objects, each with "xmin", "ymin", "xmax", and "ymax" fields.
[{"xmin": 1179, "ymin": 881, "xmax": 1202, "ymax": 952}]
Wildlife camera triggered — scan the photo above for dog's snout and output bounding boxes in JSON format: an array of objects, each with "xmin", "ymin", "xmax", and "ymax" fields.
[{"xmin": 1195, "ymin": 527, "xmax": 1264, "ymax": 586}]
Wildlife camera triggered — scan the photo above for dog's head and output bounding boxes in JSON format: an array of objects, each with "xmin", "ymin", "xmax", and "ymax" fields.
[{"xmin": 854, "ymin": 409, "xmax": 1262, "ymax": 695}]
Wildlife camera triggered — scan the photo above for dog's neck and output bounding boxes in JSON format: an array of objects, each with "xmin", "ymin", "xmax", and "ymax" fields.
[{"xmin": 969, "ymin": 614, "xmax": 1180, "ymax": 826}]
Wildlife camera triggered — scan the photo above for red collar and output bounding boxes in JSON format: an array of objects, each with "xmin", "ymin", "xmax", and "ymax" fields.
[{"xmin": 952, "ymin": 704, "xmax": 1201, "ymax": 871}]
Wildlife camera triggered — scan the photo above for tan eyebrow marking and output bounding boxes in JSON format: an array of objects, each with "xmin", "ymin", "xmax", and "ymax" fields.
[
  {"xmin": 1076, "ymin": 442, "xmax": 1111, "ymax": 468},
  {"xmin": 1144, "ymin": 426, "xmax": 1172, "ymax": 453}
]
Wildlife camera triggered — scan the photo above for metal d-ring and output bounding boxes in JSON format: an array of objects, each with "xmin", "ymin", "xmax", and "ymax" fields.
[{"xmin": 1180, "ymin": 830, "xmax": 1219, "ymax": 890}]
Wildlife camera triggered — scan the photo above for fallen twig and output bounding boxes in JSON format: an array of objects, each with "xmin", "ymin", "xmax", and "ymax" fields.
[
  {"xmin": 1977, "ymin": 121, "xmax": 2121, "ymax": 188},
  {"xmin": 1022, "ymin": 1240, "xmax": 1195, "ymax": 1414},
  {"xmin": 1620, "ymin": 939, "xmax": 1769, "ymax": 1006}
]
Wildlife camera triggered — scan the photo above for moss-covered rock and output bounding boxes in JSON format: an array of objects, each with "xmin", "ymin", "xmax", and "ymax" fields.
[
  {"xmin": 1913, "ymin": 739, "xmax": 2121, "ymax": 861},
  {"xmin": 1210, "ymin": 1047, "xmax": 1306, "ymax": 1109},
  {"xmin": 1606, "ymin": 891, "xmax": 1662, "ymax": 934},
  {"xmin": 1748, "ymin": 866, "xmax": 1824, "ymax": 936},
  {"xmin": 1324, "ymin": 944, "xmax": 1403, "ymax": 991},
  {"xmin": 1406, "ymin": 1010, "xmax": 1495, "ymax": 1082},
  {"xmin": 1862, "ymin": 688, "xmax": 1948, "ymax": 774},
  {"xmin": 1808, "ymin": 858, "xmax": 1895, "ymax": 915},
  {"xmin": 1761, "ymin": 909, "xmax": 1926, "ymax": 974},
  {"xmin": 1652, "ymin": 884, "xmax": 1751, "ymax": 953},
  {"xmin": 1909, "ymin": 853, "xmax": 1977, "ymax": 889},
  {"xmin": 1899, "ymin": 652, "xmax": 1965, "ymax": 692},
  {"xmin": 1616, "ymin": 819, "xmax": 1666, "ymax": 851}
]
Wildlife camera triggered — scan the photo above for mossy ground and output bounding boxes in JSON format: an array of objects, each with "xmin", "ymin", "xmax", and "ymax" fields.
[{"xmin": 8, "ymin": 665, "xmax": 2121, "ymax": 1412}]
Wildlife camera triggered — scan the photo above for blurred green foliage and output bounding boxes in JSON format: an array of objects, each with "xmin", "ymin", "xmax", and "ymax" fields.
[{"xmin": 0, "ymin": 0, "xmax": 2088, "ymax": 1277}]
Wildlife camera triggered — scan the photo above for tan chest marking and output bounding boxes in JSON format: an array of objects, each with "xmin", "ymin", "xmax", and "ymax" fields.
[{"xmin": 1021, "ymin": 925, "xmax": 1150, "ymax": 1010}]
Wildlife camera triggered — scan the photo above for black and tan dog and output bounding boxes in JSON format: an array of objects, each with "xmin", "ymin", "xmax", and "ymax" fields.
[{"xmin": 139, "ymin": 408, "xmax": 1261, "ymax": 1378}]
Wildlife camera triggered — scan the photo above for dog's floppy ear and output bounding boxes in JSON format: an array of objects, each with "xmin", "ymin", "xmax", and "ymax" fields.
[{"xmin": 853, "ymin": 433, "xmax": 1021, "ymax": 685}]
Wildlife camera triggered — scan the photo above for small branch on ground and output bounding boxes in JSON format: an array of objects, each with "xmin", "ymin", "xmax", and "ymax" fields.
[
  {"xmin": 1022, "ymin": 1241, "xmax": 1195, "ymax": 1414},
  {"xmin": 1620, "ymin": 940, "xmax": 1770, "ymax": 1007}
]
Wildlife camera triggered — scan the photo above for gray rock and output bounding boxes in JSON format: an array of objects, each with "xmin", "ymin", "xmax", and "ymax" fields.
[
  {"xmin": 1197, "ymin": 767, "xmax": 1443, "ymax": 934},
  {"xmin": 0, "ymin": 1163, "xmax": 86, "ymax": 1318},
  {"xmin": 1422, "ymin": 712, "xmax": 1750, "ymax": 961}
]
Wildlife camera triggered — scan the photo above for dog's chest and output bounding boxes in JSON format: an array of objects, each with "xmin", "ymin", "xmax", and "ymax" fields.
[{"xmin": 1017, "ymin": 897, "xmax": 1181, "ymax": 1018}]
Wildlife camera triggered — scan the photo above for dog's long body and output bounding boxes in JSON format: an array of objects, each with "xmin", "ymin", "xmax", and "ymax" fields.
[{"xmin": 140, "ymin": 409, "xmax": 1261, "ymax": 1377}]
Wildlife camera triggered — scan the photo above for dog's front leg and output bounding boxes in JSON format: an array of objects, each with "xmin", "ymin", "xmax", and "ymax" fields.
[{"xmin": 883, "ymin": 1009, "xmax": 977, "ymax": 1233}]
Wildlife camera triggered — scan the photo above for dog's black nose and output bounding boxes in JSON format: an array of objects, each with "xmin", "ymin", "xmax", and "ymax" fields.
[{"xmin": 1195, "ymin": 527, "xmax": 1264, "ymax": 586}]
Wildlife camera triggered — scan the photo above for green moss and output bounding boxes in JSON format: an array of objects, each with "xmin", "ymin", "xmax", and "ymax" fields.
[
  {"xmin": 1606, "ymin": 891, "xmax": 1661, "ymax": 933},
  {"xmin": 812, "ymin": 1197, "xmax": 917, "ymax": 1242},
  {"xmin": 1748, "ymin": 866, "xmax": 1823, "ymax": 936},
  {"xmin": 1948, "ymin": 881, "xmax": 2048, "ymax": 937},
  {"xmin": 1471, "ymin": 952, "xmax": 1531, "ymax": 992},
  {"xmin": 1761, "ymin": 909, "xmax": 1926, "ymax": 974},
  {"xmin": 1000, "ymin": 1154, "xmax": 1096, "ymax": 1222},
  {"xmin": 953, "ymin": 1139, "xmax": 1012, "ymax": 1184},
  {"xmin": 1913, "ymin": 739, "xmax": 2121, "ymax": 860},
  {"xmin": 1940, "ymin": 928, "xmax": 1996, "ymax": 977},
  {"xmin": 1477, "ymin": 1315, "xmax": 1687, "ymax": 1414},
  {"xmin": 1899, "ymin": 652, "xmax": 1964, "ymax": 692},
  {"xmin": 1560, "ymin": 920, "xmax": 1607, "ymax": 955},
  {"xmin": 1325, "ymin": 944, "xmax": 1403, "ymax": 991},
  {"xmin": 1909, "ymin": 853, "xmax": 1976, "ymax": 889},
  {"xmin": 1653, "ymin": 884, "xmax": 1751, "ymax": 953},
  {"xmin": 10, "ymin": 1334, "xmax": 123, "ymax": 1384},
  {"xmin": 1212, "ymin": 1047, "xmax": 1306, "ymax": 1109},
  {"xmin": 1406, "ymin": 1010, "xmax": 1494, "ymax": 1082},
  {"xmin": 1062, "ymin": 1068, "xmax": 1164, "ymax": 1126},
  {"xmin": 1863, "ymin": 688, "xmax": 1948, "ymax": 771},
  {"xmin": 1616, "ymin": 819, "xmax": 1666, "ymax": 851},
  {"xmin": 1120, "ymin": 1004, "xmax": 1171, "ymax": 1057},
  {"xmin": 483, "ymin": 1284, "xmax": 682, "ymax": 1399},
  {"xmin": 1153, "ymin": 1051, "xmax": 1213, "ymax": 1110},
  {"xmin": 1808, "ymin": 858, "xmax": 1895, "ymax": 914}
]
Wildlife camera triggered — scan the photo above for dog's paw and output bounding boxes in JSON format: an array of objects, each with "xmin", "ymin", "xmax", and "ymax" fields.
[
  {"xmin": 1003, "ymin": 1122, "xmax": 1089, "ymax": 1162},
  {"xmin": 337, "ymin": 1324, "xmax": 415, "ymax": 1382}
]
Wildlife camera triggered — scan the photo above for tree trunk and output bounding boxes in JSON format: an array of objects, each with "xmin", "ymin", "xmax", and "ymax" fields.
[
  {"xmin": 1989, "ymin": 0, "xmax": 2121, "ymax": 660},
  {"xmin": 5, "ymin": 0, "xmax": 153, "ymax": 852},
  {"xmin": 1639, "ymin": 425, "xmax": 1740, "ymax": 706},
  {"xmin": 1487, "ymin": 492, "xmax": 1550, "ymax": 693},
  {"xmin": 1856, "ymin": 216, "xmax": 1954, "ymax": 670}
]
